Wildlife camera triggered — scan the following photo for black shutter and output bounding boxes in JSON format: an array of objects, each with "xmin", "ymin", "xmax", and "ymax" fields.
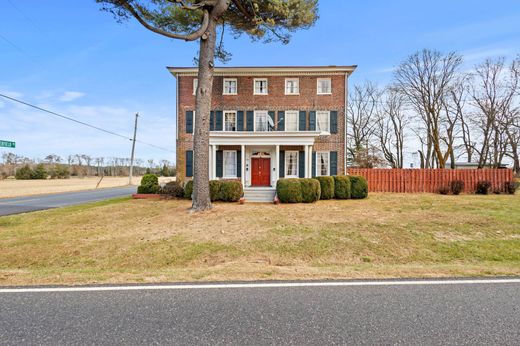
[
  {"xmin": 216, "ymin": 150, "xmax": 223, "ymax": 178},
  {"xmin": 185, "ymin": 111, "xmax": 193, "ymax": 134},
  {"xmin": 330, "ymin": 151, "xmax": 338, "ymax": 176},
  {"xmin": 237, "ymin": 111, "xmax": 244, "ymax": 131},
  {"xmin": 299, "ymin": 111, "xmax": 307, "ymax": 131},
  {"xmin": 279, "ymin": 151, "xmax": 285, "ymax": 178},
  {"xmin": 330, "ymin": 111, "xmax": 338, "ymax": 134},
  {"xmin": 309, "ymin": 111, "xmax": 316, "ymax": 131},
  {"xmin": 298, "ymin": 151, "xmax": 305, "ymax": 178},
  {"xmin": 268, "ymin": 111, "xmax": 275, "ymax": 131},
  {"xmin": 312, "ymin": 152, "xmax": 316, "ymax": 178},
  {"xmin": 210, "ymin": 111, "xmax": 214, "ymax": 131},
  {"xmin": 216, "ymin": 110, "xmax": 223, "ymax": 131},
  {"xmin": 277, "ymin": 111, "xmax": 285, "ymax": 131},
  {"xmin": 246, "ymin": 111, "xmax": 254, "ymax": 131},
  {"xmin": 237, "ymin": 150, "xmax": 242, "ymax": 178},
  {"xmin": 186, "ymin": 150, "xmax": 193, "ymax": 177}
]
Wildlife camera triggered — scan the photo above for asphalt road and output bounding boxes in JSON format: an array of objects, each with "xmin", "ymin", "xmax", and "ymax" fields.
[
  {"xmin": 1, "ymin": 279, "xmax": 519, "ymax": 345},
  {"xmin": 0, "ymin": 186, "xmax": 137, "ymax": 216}
]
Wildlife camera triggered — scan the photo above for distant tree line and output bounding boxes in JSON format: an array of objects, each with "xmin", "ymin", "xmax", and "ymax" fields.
[
  {"xmin": 0, "ymin": 152, "xmax": 176, "ymax": 180},
  {"xmin": 347, "ymin": 49, "xmax": 520, "ymax": 175}
]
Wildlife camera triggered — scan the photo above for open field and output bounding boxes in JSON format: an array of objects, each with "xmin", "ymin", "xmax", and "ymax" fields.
[
  {"xmin": 0, "ymin": 193, "xmax": 519, "ymax": 286},
  {"xmin": 0, "ymin": 176, "xmax": 175, "ymax": 198}
]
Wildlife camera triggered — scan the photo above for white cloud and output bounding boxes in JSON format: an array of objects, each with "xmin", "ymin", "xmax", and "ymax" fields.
[{"xmin": 58, "ymin": 91, "xmax": 85, "ymax": 102}]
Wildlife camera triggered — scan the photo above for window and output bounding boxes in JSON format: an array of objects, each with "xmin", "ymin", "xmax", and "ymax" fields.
[
  {"xmin": 285, "ymin": 110, "xmax": 298, "ymax": 131},
  {"xmin": 224, "ymin": 111, "xmax": 236, "ymax": 131},
  {"xmin": 285, "ymin": 78, "xmax": 299, "ymax": 95},
  {"xmin": 285, "ymin": 151, "xmax": 299, "ymax": 177},
  {"xmin": 316, "ymin": 152, "xmax": 330, "ymax": 176},
  {"xmin": 317, "ymin": 78, "xmax": 332, "ymax": 94},
  {"xmin": 255, "ymin": 111, "xmax": 269, "ymax": 132},
  {"xmin": 223, "ymin": 150, "xmax": 237, "ymax": 177},
  {"xmin": 223, "ymin": 78, "xmax": 237, "ymax": 95},
  {"xmin": 316, "ymin": 111, "xmax": 330, "ymax": 132},
  {"xmin": 193, "ymin": 78, "xmax": 198, "ymax": 95},
  {"xmin": 254, "ymin": 78, "xmax": 268, "ymax": 95}
]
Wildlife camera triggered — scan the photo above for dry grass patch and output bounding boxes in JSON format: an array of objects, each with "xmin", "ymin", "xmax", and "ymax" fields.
[{"xmin": 0, "ymin": 193, "xmax": 519, "ymax": 285}]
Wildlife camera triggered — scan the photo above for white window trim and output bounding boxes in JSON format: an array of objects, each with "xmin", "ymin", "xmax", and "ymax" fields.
[
  {"xmin": 316, "ymin": 110, "xmax": 330, "ymax": 132},
  {"xmin": 253, "ymin": 78, "xmax": 268, "ymax": 95},
  {"xmin": 223, "ymin": 150, "xmax": 238, "ymax": 178},
  {"xmin": 285, "ymin": 78, "xmax": 300, "ymax": 95},
  {"xmin": 223, "ymin": 110, "xmax": 237, "ymax": 132},
  {"xmin": 193, "ymin": 78, "xmax": 198, "ymax": 96},
  {"xmin": 316, "ymin": 151, "xmax": 330, "ymax": 177},
  {"xmin": 223, "ymin": 78, "xmax": 238, "ymax": 95},
  {"xmin": 254, "ymin": 110, "xmax": 269, "ymax": 132},
  {"xmin": 285, "ymin": 150, "xmax": 299, "ymax": 178},
  {"xmin": 284, "ymin": 110, "xmax": 299, "ymax": 132},
  {"xmin": 317, "ymin": 78, "xmax": 332, "ymax": 95}
]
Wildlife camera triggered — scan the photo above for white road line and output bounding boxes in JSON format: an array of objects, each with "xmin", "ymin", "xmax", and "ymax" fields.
[{"xmin": 1, "ymin": 279, "xmax": 520, "ymax": 293}]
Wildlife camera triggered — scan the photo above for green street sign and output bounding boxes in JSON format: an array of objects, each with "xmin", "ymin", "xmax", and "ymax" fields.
[{"xmin": 0, "ymin": 140, "xmax": 16, "ymax": 148}]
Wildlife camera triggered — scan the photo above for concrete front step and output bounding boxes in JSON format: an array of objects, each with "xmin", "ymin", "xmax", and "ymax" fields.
[{"xmin": 243, "ymin": 188, "xmax": 276, "ymax": 203}]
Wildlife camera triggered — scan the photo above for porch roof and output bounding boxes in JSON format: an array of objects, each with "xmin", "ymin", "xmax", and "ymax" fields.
[{"xmin": 209, "ymin": 131, "xmax": 322, "ymax": 145}]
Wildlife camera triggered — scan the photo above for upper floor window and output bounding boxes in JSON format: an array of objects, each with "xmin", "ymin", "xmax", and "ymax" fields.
[
  {"xmin": 224, "ymin": 111, "xmax": 236, "ymax": 131},
  {"xmin": 193, "ymin": 78, "xmax": 198, "ymax": 95},
  {"xmin": 316, "ymin": 151, "xmax": 330, "ymax": 176},
  {"xmin": 285, "ymin": 78, "xmax": 299, "ymax": 95},
  {"xmin": 317, "ymin": 78, "xmax": 332, "ymax": 94},
  {"xmin": 254, "ymin": 78, "xmax": 268, "ymax": 95},
  {"xmin": 223, "ymin": 78, "xmax": 237, "ymax": 95},
  {"xmin": 285, "ymin": 110, "xmax": 298, "ymax": 131},
  {"xmin": 254, "ymin": 110, "xmax": 269, "ymax": 132},
  {"xmin": 316, "ymin": 111, "xmax": 330, "ymax": 132}
]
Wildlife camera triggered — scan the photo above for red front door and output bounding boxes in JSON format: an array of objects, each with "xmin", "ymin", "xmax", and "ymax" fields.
[{"xmin": 251, "ymin": 158, "xmax": 271, "ymax": 186}]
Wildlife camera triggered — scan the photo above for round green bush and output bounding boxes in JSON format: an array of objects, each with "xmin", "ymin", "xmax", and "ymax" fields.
[
  {"xmin": 333, "ymin": 175, "xmax": 351, "ymax": 199},
  {"xmin": 350, "ymin": 175, "xmax": 368, "ymax": 199},
  {"xmin": 141, "ymin": 174, "xmax": 158, "ymax": 186},
  {"xmin": 219, "ymin": 180, "xmax": 243, "ymax": 202},
  {"xmin": 160, "ymin": 181, "xmax": 184, "ymax": 198},
  {"xmin": 300, "ymin": 178, "xmax": 321, "ymax": 203},
  {"xmin": 315, "ymin": 176, "xmax": 334, "ymax": 199},
  {"xmin": 184, "ymin": 180, "xmax": 194, "ymax": 199},
  {"xmin": 276, "ymin": 178, "xmax": 303, "ymax": 203},
  {"xmin": 209, "ymin": 180, "xmax": 222, "ymax": 201},
  {"xmin": 137, "ymin": 183, "xmax": 159, "ymax": 194}
]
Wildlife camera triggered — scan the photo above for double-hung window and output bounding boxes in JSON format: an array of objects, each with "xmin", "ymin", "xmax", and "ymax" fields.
[
  {"xmin": 285, "ymin": 110, "xmax": 298, "ymax": 131},
  {"xmin": 224, "ymin": 111, "xmax": 236, "ymax": 131},
  {"xmin": 254, "ymin": 111, "xmax": 269, "ymax": 132},
  {"xmin": 317, "ymin": 78, "xmax": 332, "ymax": 94},
  {"xmin": 316, "ymin": 152, "xmax": 330, "ymax": 176},
  {"xmin": 223, "ymin": 78, "xmax": 237, "ymax": 95},
  {"xmin": 285, "ymin": 78, "xmax": 299, "ymax": 95},
  {"xmin": 285, "ymin": 151, "xmax": 299, "ymax": 177},
  {"xmin": 316, "ymin": 111, "xmax": 330, "ymax": 132},
  {"xmin": 254, "ymin": 78, "xmax": 268, "ymax": 95},
  {"xmin": 223, "ymin": 150, "xmax": 237, "ymax": 178}
]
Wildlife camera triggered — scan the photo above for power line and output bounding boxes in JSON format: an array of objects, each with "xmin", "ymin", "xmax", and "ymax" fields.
[
  {"xmin": 0, "ymin": 93, "xmax": 175, "ymax": 154},
  {"xmin": 0, "ymin": 32, "xmax": 34, "ymax": 61}
]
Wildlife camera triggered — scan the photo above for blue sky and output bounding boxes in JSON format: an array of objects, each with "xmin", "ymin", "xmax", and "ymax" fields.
[{"xmin": 2, "ymin": 0, "xmax": 520, "ymax": 164}]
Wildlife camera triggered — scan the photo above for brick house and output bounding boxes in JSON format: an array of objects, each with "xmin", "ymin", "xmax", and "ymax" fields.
[{"xmin": 168, "ymin": 65, "xmax": 357, "ymax": 201}]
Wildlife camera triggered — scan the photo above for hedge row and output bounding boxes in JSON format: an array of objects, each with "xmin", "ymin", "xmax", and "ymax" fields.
[
  {"xmin": 180, "ymin": 179, "xmax": 243, "ymax": 202},
  {"xmin": 276, "ymin": 175, "xmax": 368, "ymax": 203}
]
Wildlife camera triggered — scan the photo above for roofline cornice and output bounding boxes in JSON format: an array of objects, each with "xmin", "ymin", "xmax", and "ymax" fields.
[{"xmin": 167, "ymin": 65, "xmax": 357, "ymax": 77}]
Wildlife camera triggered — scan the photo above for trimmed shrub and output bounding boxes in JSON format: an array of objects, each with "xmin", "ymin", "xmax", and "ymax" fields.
[
  {"xmin": 141, "ymin": 174, "xmax": 159, "ymax": 186},
  {"xmin": 504, "ymin": 181, "xmax": 519, "ymax": 195},
  {"xmin": 160, "ymin": 181, "xmax": 184, "ymax": 198},
  {"xmin": 209, "ymin": 180, "xmax": 222, "ymax": 201},
  {"xmin": 15, "ymin": 164, "xmax": 32, "ymax": 180},
  {"xmin": 333, "ymin": 175, "xmax": 351, "ymax": 199},
  {"xmin": 315, "ymin": 176, "xmax": 334, "ymax": 199},
  {"xmin": 350, "ymin": 175, "xmax": 368, "ymax": 199},
  {"xmin": 300, "ymin": 178, "xmax": 321, "ymax": 203},
  {"xmin": 438, "ymin": 186, "xmax": 450, "ymax": 195},
  {"xmin": 276, "ymin": 178, "xmax": 303, "ymax": 203},
  {"xmin": 475, "ymin": 181, "xmax": 492, "ymax": 195},
  {"xmin": 137, "ymin": 173, "xmax": 159, "ymax": 194},
  {"xmin": 184, "ymin": 180, "xmax": 193, "ymax": 199},
  {"xmin": 219, "ymin": 180, "xmax": 243, "ymax": 202},
  {"xmin": 137, "ymin": 183, "xmax": 159, "ymax": 194},
  {"xmin": 449, "ymin": 180, "xmax": 464, "ymax": 195}
]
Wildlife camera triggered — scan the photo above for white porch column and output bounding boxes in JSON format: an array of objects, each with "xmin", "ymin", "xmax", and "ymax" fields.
[
  {"xmin": 304, "ymin": 145, "xmax": 309, "ymax": 178},
  {"xmin": 212, "ymin": 144, "xmax": 217, "ymax": 179},
  {"xmin": 307, "ymin": 145, "xmax": 313, "ymax": 177},
  {"xmin": 275, "ymin": 145, "xmax": 280, "ymax": 181},
  {"xmin": 241, "ymin": 145, "xmax": 245, "ymax": 187}
]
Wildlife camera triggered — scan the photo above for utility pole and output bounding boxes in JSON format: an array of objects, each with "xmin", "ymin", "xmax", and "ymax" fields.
[{"xmin": 129, "ymin": 113, "xmax": 139, "ymax": 185}]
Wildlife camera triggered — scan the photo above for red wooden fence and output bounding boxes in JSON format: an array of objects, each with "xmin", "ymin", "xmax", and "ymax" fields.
[{"xmin": 346, "ymin": 168, "xmax": 514, "ymax": 193}]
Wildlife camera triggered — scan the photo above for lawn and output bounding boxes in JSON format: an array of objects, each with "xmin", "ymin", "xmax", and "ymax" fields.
[{"xmin": 0, "ymin": 193, "xmax": 519, "ymax": 286}]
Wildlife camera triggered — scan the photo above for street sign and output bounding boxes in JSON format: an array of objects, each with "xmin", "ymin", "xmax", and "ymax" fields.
[{"xmin": 0, "ymin": 140, "xmax": 16, "ymax": 148}]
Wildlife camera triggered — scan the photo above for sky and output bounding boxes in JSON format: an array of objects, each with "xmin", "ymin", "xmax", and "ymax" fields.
[{"xmin": 1, "ymin": 0, "xmax": 520, "ymax": 165}]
